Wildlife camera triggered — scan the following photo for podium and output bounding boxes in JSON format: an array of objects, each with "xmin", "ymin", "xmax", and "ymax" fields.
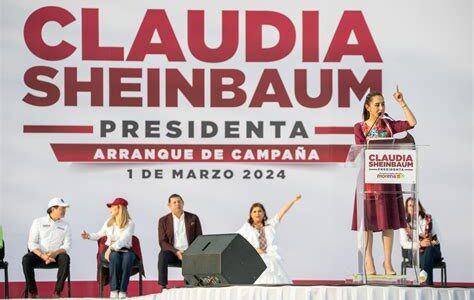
[{"xmin": 346, "ymin": 134, "xmax": 424, "ymax": 285}]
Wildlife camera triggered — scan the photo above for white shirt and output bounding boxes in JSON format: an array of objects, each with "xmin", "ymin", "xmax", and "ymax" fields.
[
  {"xmin": 400, "ymin": 215, "xmax": 441, "ymax": 249},
  {"xmin": 89, "ymin": 219, "xmax": 135, "ymax": 250},
  {"xmin": 28, "ymin": 215, "xmax": 72, "ymax": 254},
  {"xmin": 173, "ymin": 213, "xmax": 188, "ymax": 251},
  {"xmin": 237, "ymin": 214, "xmax": 280, "ymax": 256}
]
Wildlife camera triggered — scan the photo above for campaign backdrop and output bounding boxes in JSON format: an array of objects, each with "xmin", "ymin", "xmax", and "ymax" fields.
[{"xmin": 1, "ymin": 0, "xmax": 472, "ymax": 283}]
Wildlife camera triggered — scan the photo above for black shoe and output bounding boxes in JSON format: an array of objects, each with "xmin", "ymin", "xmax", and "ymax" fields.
[{"xmin": 52, "ymin": 291, "xmax": 62, "ymax": 298}]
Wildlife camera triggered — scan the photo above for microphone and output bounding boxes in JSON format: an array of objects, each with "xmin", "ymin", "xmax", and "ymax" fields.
[
  {"xmin": 384, "ymin": 113, "xmax": 395, "ymax": 121},
  {"xmin": 364, "ymin": 112, "xmax": 382, "ymax": 138}
]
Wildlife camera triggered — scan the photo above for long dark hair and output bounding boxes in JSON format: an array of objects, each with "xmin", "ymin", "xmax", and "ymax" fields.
[
  {"xmin": 247, "ymin": 203, "xmax": 268, "ymax": 226},
  {"xmin": 362, "ymin": 91, "xmax": 383, "ymax": 120},
  {"xmin": 405, "ymin": 197, "xmax": 426, "ymax": 223}
]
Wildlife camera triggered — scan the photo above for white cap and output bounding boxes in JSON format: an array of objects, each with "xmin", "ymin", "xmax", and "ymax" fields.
[{"xmin": 47, "ymin": 197, "xmax": 70, "ymax": 209}]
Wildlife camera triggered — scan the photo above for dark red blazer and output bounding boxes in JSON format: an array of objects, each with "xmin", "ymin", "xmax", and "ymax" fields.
[{"xmin": 158, "ymin": 211, "xmax": 202, "ymax": 253}]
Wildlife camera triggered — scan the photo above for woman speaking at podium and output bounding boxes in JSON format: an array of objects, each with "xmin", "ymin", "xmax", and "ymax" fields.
[{"xmin": 351, "ymin": 86, "xmax": 417, "ymax": 276}]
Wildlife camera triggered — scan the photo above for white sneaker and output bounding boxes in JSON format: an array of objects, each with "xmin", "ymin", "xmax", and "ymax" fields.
[
  {"xmin": 419, "ymin": 270, "xmax": 428, "ymax": 283},
  {"xmin": 110, "ymin": 290, "xmax": 119, "ymax": 298},
  {"xmin": 118, "ymin": 292, "xmax": 127, "ymax": 299}
]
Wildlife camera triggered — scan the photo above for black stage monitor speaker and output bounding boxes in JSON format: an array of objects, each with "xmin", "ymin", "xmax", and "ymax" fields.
[{"xmin": 182, "ymin": 233, "xmax": 266, "ymax": 286}]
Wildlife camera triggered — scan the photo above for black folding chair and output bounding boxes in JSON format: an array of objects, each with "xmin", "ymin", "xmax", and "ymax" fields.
[
  {"xmin": 400, "ymin": 248, "xmax": 447, "ymax": 286},
  {"xmin": 97, "ymin": 236, "xmax": 144, "ymax": 297}
]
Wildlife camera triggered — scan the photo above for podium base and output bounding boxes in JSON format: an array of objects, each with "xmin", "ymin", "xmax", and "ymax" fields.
[{"xmin": 350, "ymin": 274, "xmax": 411, "ymax": 285}]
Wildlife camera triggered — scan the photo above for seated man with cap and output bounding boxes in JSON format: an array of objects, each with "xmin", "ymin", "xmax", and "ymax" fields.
[{"xmin": 22, "ymin": 197, "xmax": 71, "ymax": 298}]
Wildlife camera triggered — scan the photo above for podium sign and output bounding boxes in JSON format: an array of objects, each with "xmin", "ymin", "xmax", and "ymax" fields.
[{"xmin": 364, "ymin": 149, "xmax": 417, "ymax": 184}]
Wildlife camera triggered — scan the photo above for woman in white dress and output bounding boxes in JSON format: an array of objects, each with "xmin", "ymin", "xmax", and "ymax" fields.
[{"xmin": 237, "ymin": 194, "xmax": 301, "ymax": 284}]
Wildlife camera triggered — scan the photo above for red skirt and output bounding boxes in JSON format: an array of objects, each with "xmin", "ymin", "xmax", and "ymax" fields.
[{"xmin": 351, "ymin": 183, "xmax": 407, "ymax": 232}]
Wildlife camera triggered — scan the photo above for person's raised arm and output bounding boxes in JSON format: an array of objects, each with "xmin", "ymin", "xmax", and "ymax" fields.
[
  {"xmin": 393, "ymin": 85, "xmax": 417, "ymax": 127},
  {"xmin": 276, "ymin": 194, "xmax": 302, "ymax": 222}
]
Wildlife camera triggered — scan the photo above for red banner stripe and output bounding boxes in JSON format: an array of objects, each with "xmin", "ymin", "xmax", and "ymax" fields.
[
  {"xmin": 314, "ymin": 126, "xmax": 353, "ymax": 134},
  {"xmin": 24, "ymin": 125, "xmax": 94, "ymax": 133},
  {"xmin": 50, "ymin": 144, "xmax": 351, "ymax": 163}
]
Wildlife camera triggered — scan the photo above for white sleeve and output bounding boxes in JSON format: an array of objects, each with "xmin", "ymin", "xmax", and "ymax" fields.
[
  {"xmin": 88, "ymin": 220, "xmax": 108, "ymax": 241},
  {"xmin": 111, "ymin": 221, "xmax": 134, "ymax": 250},
  {"xmin": 399, "ymin": 228, "xmax": 419, "ymax": 250},
  {"xmin": 237, "ymin": 223, "xmax": 258, "ymax": 249},
  {"xmin": 60, "ymin": 223, "xmax": 72, "ymax": 254},
  {"xmin": 237, "ymin": 223, "xmax": 248, "ymax": 239},
  {"xmin": 267, "ymin": 214, "xmax": 280, "ymax": 228},
  {"xmin": 27, "ymin": 219, "xmax": 41, "ymax": 251}
]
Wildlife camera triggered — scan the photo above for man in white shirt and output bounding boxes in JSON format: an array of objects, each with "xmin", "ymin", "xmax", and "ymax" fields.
[
  {"xmin": 22, "ymin": 197, "xmax": 72, "ymax": 298},
  {"xmin": 158, "ymin": 194, "xmax": 202, "ymax": 289}
]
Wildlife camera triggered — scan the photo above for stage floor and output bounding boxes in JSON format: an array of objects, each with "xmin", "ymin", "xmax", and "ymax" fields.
[
  {"xmin": 2, "ymin": 282, "xmax": 474, "ymax": 299},
  {"xmin": 111, "ymin": 285, "xmax": 474, "ymax": 300},
  {"xmin": 153, "ymin": 284, "xmax": 471, "ymax": 300}
]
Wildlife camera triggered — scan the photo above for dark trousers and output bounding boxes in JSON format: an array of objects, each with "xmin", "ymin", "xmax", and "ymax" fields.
[
  {"xmin": 103, "ymin": 251, "xmax": 136, "ymax": 292},
  {"xmin": 420, "ymin": 245, "xmax": 442, "ymax": 285},
  {"xmin": 22, "ymin": 252, "xmax": 70, "ymax": 294},
  {"xmin": 158, "ymin": 250, "xmax": 181, "ymax": 287}
]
